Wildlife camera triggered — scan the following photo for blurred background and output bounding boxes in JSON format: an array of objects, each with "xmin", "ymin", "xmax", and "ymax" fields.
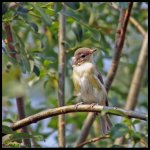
[{"xmin": 2, "ymin": 2, "xmax": 148, "ymax": 148}]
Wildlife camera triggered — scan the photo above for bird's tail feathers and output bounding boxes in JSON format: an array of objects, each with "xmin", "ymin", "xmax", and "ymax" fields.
[{"xmin": 100, "ymin": 115, "xmax": 112, "ymax": 135}]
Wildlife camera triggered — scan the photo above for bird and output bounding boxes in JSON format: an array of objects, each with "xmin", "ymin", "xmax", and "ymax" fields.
[{"xmin": 72, "ymin": 47, "xmax": 112, "ymax": 135}]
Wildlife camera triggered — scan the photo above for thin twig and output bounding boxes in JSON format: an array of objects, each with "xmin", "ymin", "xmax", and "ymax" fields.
[
  {"xmin": 76, "ymin": 135, "xmax": 110, "ymax": 148},
  {"xmin": 129, "ymin": 17, "xmax": 146, "ymax": 36},
  {"xmin": 9, "ymin": 105, "xmax": 147, "ymax": 132},
  {"xmin": 109, "ymin": 3, "xmax": 146, "ymax": 36},
  {"xmin": 58, "ymin": 4, "xmax": 66, "ymax": 147}
]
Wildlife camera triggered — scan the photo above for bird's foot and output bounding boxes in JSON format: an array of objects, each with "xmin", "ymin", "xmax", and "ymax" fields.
[{"xmin": 74, "ymin": 102, "xmax": 84, "ymax": 110}]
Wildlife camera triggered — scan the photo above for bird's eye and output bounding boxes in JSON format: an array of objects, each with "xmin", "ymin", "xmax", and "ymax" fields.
[{"xmin": 81, "ymin": 54, "xmax": 86, "ymax": 58}]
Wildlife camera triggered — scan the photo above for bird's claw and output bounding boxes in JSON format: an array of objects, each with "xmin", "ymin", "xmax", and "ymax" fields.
[{"xmin": 74, "ymin": 102, "xmax": 84, "ymax": 110}]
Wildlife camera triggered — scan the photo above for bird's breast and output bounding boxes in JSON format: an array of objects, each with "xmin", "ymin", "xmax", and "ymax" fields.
[
  {"xmin": 73, "ymin": 62, "xmax": 94, "ymax": 77},
  {"xmin": 73, "ymin": 63, "xmax": 106, "ymax": 103}
]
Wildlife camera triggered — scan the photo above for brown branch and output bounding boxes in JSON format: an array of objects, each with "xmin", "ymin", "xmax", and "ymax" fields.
[
  {"xmin": 16, "ymin": 97, "xmax": 31, "ymax": 147},
  {"xmin": 4, "ymin": 24, "xmax": 16, "ymax": 59},
  {"xmin": 76, "ymin": 134, "xmax": 110, "ymax": 148},
  {"xmin": 105, "ymin": 2, "xmax": 133, "ymax": 92},
  {"xmin": 125, "ymin": 32, "xmax": 148, "ymax": 111},
  {"xmin": 115, "ymin": 32, "xmax": 148, "ymax": 145},
  {"xmin": 9, "ymin": 105, "xmax": 147, "ymax": 132},
  {"xmin": 75, "ymin": 2, "xmax": 134, "ymax": 147},
  {"xmin": 58, "ymin": 4, "xmax": 66, "ymax": 147},
  {"xmin": 4, "ymin": 23, "xmax": 31, "ymax": 147},
  {"xmin": 75, "ymin": 112, "xmax": 97, "ymax": 146},
  {"xmin": 109, "ymin": 3, "xmax": 146, "ymax": 36}
]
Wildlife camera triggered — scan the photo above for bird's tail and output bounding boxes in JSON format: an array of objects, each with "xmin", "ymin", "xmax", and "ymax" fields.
[{"xmin": 100, "ymin": 114, "xmax": 112, "ymax": 135}]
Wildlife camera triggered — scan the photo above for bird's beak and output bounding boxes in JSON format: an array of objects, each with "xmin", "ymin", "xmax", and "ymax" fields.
[{"xmin": 90, "ymin": 48, "xmax": 97, "ymax": 54}]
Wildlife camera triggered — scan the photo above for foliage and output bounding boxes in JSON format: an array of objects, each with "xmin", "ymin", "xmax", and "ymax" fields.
[{"xmin": 2, "ymin": 2, "xmax": 148, "ymax": 148}]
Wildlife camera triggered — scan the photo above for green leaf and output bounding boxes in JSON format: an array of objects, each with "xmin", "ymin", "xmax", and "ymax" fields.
[
  {"xmin": 31, "ymin": 4, "xmax": 52, "ymax": 25},
  {"xmin": 3, "ymin": 118, "xmax": 14, "ymax": 123},
  {"xmin": 72, "ymin": 22, "xmax": 83, "ymax": 42},
  {"xmin": 110, "ymin": 123, "xmax": 129, "ymax": 140},
  {"xmin": 53, "ymin": 2, "xmax": 62, "ymax": 13},
  {"xmin": 131, "ymin": 131, "xmax": 142, "ymax": 143},
  {"xmin": 30, "ymin": 22, "xmax": 38, "ymax": 32},
  {"xmin": 19, "ymin": 56, "xmax": 31, "ymax": 73},
  {"xmin": 16, "ymin": 6, "xmax": 29, "ymax": 19},
  {"xmin": 48, "ymin": 117, "xmax": 58, "ymax": 130},
  {"xmin": 3, "ymin": 140, "xmax": 21, "ymax": 148},
  {"xmin": 62, "ymin": 8, "xmax": 101, "ymax": 41},
  {"xmin": 132, "ymin": 119, "xmax": 141, "ymax": 125},
  {"xmin": 65, "ymin": 2, "xmax": 80, "ymax": 10},
  {"xmin": 33, "ymin": 135, "xmax": 44, "ymax": 141},
  {"xmin": 122, "ymin": 118, "xmax": 132, "ymax": 126},
  {"xmin": 43, "ymin": 60, "xmax": 53, "ymax": 68},
  {"xmin": 9, "ymin": 132, "xmax": 33, "ymax": 141},
  {"xmin": 101, "ymin": 108, "xmax": 126, "ymax": 116},
  {"xmin": 2, "ymin": 125, "xmax": 15, "ymax": 134},
  {"xmin": 33, "ymin": 65, "xmax": 40, "ymax": 76}
]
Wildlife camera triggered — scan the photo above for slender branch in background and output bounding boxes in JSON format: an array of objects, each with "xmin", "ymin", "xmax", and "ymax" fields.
[
  {"xmin": 115, "ymin": 32, "xmax": 148, "ymax": 145},
  {"xmin": 109, "ymin": 3, "xmax": 146, "ymax": 36},
  {"xmin": 16, "ymin": 97, "xmax": 31, "ymax": 147},
  {"xmin": 76, "ymin": 135, "xmax": 110, "ymax": 148},
  {"xmin": 129, "ymin": 17, "xmax": 146, "ymax": 36},
  {"xmin": 8, "ymin": 105, "xmax": 147, "ymax": 131},
  {"xmin": 75, "ymin": 2, "xmax": 133, "ymax": 147},
  {"xmin": 58, "ymin": 3, "xmax": 66, "ymax": 148},
  {"xmin": 4, "ymin": 24, "xmax": 31, "ymax": 148},
  {"xmin": 105, "ymin": 2, "xmax": 133, "ymax": 92},
  {"xmin": 75, "ymin": 112, "xmax": 97, "ymax": 146}
]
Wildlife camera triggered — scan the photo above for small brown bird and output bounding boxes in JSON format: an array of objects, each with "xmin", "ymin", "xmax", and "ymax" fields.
[{"xmin": 72, "ymin": 47, "xmax": 112, "ymax": 135}]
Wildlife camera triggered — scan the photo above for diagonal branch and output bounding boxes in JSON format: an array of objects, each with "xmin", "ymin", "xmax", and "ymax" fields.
[
  {"xmin": 129, "ymin": 17, "xmax": 146, "ymax": 36},
  {"xmin": 105, "ymin": 2, "xmax": 133, "ymax": 92},
  {"xmin": 76, "ymin": 135, "xmax": 110, "ymax": 148},
  {"xmin": 109, "ymin": 3, "xmax": 146, "ymax": 36}
]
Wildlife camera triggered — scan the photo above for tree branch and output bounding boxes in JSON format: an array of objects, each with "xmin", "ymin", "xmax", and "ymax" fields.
[
  {"xmin": 75, "ymin": 2, "xmax": 134, "ymax": 147},
  {"xmin": 9, "ymin": 105, "xmax": 147, "ymax": 132},
  {"xmin": 4, "ymin": 23, "xmax": 31, "ymax": 147},
  {"xmin": 105, "ymin": 2, "xmax": 133, "ymax": 92},
  {"xmin": 76, "ymin": 135, "xmax": 110, "ymax": 148},
  {"xmin": 4, "ymin": 24, "xmax": 16, "ymax": 59},
  {"xmin": 75, "ymin": 112, "xmax": 97, "ymax": 146},
  {"xmin": 129, "ymin": 17, "xmax": 146, "ymax": 36},
  {"xmin": 109, "ymin": 3, "xmax": 146, "ymax": 36},
  {"xmin": 58, "ymin": 4, "xmax": 66, "ymax": 147},
  {"xmin": 114, "ymin": 32, "xmax": 148, "ymax": 145}
]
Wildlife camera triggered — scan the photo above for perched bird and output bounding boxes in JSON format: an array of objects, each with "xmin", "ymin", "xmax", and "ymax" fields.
[{"xmin": 72, "ymin": 47, "xmax": 112, "ymax": 135}]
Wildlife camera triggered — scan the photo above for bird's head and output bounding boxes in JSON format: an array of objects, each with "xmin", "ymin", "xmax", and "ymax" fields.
[{"xmin": 72, "ymin": 47, "xmax": 97, "ymax": 66}]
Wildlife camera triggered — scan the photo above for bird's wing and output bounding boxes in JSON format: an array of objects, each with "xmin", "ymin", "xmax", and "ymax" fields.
[
  {"xmin": 95, "ymin": 66, "xmax": 109, "ymax": 106},
  {"xmin": 72, "ymin": 70, "xmax": 81, "ymax": 96}
]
